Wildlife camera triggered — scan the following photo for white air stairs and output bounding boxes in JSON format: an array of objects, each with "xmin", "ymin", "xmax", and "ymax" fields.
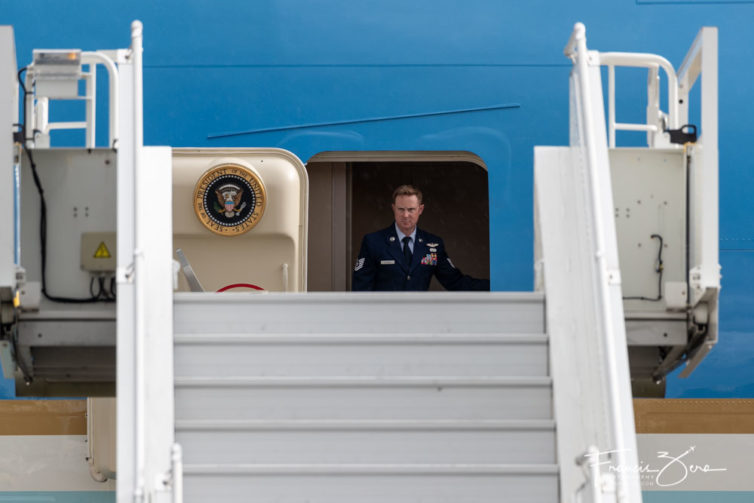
[{"xmin": 173, "ymin": 291, "xmax": 558, "ymax": 503}]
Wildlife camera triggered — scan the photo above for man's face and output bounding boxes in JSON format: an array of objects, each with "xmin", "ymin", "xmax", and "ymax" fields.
[{"xmin": 392, "ymin": 194, "xmax": 424, "ymax": 235}]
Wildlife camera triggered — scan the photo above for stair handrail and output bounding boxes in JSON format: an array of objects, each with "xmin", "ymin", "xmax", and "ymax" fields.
[
  {"xmin": 563, "ymin": 22, "xmax": 643, "ymax": 503},
  {"xmin": 113, "ymin": 21, "xmax": 180, "ymax": 503}
]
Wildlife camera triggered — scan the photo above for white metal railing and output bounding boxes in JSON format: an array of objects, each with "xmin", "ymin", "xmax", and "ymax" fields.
[
  {"xmin": 600, "ymin": 51, "xmax": 679, "ymax": 148},
  {"xmin": 568, "ymin": 38, "xmax": 682, "ymax": 149},
  {"xmin": 130, "ymin": 20, "xmax": 147, "ymax": 503},
  {"xmin": 83, "ymin": 51, "xmax": 120, "ymax": 148},
  {"xmin": 24, "ymin": 50, "xmax": 119, "ymax": 148},
  {"xmin": 563, "ymin": 22, "xmax": 643, "ymax": 503}
]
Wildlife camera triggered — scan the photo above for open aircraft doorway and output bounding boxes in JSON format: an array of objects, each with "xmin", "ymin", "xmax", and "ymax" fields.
[{"xmin": 306, "ymin": 152, "xmax": 490, "ymax": 292}]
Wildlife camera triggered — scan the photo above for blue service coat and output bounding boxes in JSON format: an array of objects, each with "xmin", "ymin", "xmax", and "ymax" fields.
[{"xmin": 352, "ymin": 225, "xmax": 490, "ymax": 291}]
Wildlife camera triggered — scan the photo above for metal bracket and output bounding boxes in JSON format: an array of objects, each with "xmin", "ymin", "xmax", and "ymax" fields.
[
  {"xmin": 587, "ymin": 50, "xmax": 600, "ymax": 66},
  {"xmin": 689, "ymin": 265, "xmax": 703, "ymax": 296},
  {"xmin": 665, "ymin": 124, "xmax": 697, "ymax": 144},
  {"xmin": 155, "ymin": 444, "xmax": 183, "ymax": 503},
  {"xmin": 606, "ymin": 268, "xmax": 622, "ymax": 286},
  {"xmin": 117, "ymin": 249, "xmax": 144, "ymax": 284},
  {"xmin": 117, "ymin": 264, "xmax": 135, "ymax": 284}
]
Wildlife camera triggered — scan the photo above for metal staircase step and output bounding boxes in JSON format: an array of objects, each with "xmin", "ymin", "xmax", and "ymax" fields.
[
  {"xmin": 181, "ymin": 464, "xmax": 559, "ymax": 503},
  {"xmin": 175, "ymin": 419, "xmax": 556, "ymax": 465},
  {"xmin": 175, "ymin": 418, "xmax": 556, "ymax": 430},
  {"xmin": 175, "ymin": 376, "xmax": 553, "ymax": 421},
  {"xmin": 183, "ymin": 463, "xmax": 560, "ymax": 475},
  {"xmin": 174, "ymin": 333, "xmax": 549, "ymax": 378},
  {"xmin": 174, "ymin": 292, "xmax": 546, "ymax": 334}
]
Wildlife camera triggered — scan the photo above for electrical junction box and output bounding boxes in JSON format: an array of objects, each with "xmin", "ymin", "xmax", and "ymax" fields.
[{"xmin": 81, "ymin": 232, "xmax": 116, "ymax": 272}]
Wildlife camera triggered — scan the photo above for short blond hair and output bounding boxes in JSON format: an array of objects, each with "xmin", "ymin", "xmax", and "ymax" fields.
[{"xmin": 392, "ymin": 184, "xmax": 423, "ymax": 204}]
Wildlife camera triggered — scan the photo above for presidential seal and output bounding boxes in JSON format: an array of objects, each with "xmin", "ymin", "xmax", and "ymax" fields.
[{"xmin": 193, "ymin": 163, "xmax": 266, "ymax": 236}]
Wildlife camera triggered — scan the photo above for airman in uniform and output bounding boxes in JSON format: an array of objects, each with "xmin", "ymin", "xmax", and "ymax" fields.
[{"xmin": 352, "ymin": 185, "xmax": 490, "ymax": 291}]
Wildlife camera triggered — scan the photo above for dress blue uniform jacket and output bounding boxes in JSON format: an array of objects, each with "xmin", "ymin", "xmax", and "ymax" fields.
[{"xmin": 352, "ymin": 225, "xmax": 490, "ymax": 291}]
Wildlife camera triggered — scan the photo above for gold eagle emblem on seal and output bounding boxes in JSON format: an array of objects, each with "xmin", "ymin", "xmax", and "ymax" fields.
[{"xmin": 193, "ymin": 163, "xmax": 266, "ymax": 236}]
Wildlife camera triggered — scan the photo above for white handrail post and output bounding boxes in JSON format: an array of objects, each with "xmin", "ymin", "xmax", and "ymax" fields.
[
  {"xmin": 677, "ymin": 60, "xmax": 691, "ymax": 129},
  {"xmin": 82, "ymin": 51, "xmax": 120, "ymax": 148},
  {"xmin": 646, "ymin": 65, "xmax": 659, "ymax": 147},
  {"xmin": 608, "ymin": 64, "xmax": 615, "ymax": 148},
  {"xmin": 84, "ymin": 67, "xmax": 96, "ymax": 148},
  {"xmin": 116, "ymin": 20, "xmax": 143, "ymax": 503},
  {"xmin": 115, "ymin": 20, "xmax": 177, "ymax": 503},
  {"xmin": 575, "ymin": 446, "xmax": 605, "ymax": 503},
  {"xmin": 23, "ymin": 72, "xmax": 33, "ymax": 147},
  {"xmin": 130, "ymin": 21, "xmax": 145, "ymax": 503},
  {"xmin": 172, "ymin": 444, "xmax": 184, "ymax": 503},
  {"xmin": 34, "ymin": 97, "xmax": 49, "ymax": 147},
  {"xmin": 586, "ymin": 448, "xmax": 602, "ymax": 503}
]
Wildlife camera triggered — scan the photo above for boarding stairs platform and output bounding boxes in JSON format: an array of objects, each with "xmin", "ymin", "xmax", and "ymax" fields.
[{"xmin": 173, "ymin": 292, "xmax": 558, "ymax": 503}]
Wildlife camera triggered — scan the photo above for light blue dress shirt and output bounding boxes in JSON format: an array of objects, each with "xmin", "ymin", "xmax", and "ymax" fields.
[{"xmin": 395, "ymin": 223, "xmax": 417, "ymax": 253}]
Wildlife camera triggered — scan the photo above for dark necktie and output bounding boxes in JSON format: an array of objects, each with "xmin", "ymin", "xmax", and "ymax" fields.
[{"xmin": 402, "ymin": 236, "xmax": 412, "ymax": 266}]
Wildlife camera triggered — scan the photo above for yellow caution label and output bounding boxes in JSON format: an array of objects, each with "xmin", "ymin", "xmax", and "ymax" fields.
[{"xmin": 94, "ymin": 242, "xmax": 112, "ymax": 259}]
